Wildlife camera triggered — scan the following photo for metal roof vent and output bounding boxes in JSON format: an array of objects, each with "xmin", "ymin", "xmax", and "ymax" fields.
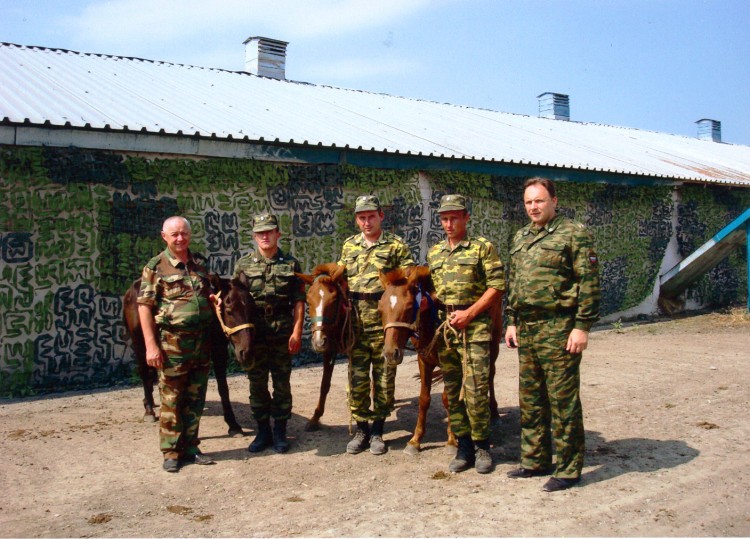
[
  {"xmin": 537, "ymin": 92, "xmax": 570, "ymax": 121},
  {"xmin": 696, "ymin": 118, "xmax": 721, "ymax": 142},
  {"xmin": 243, "ymin": 36, "xmax": 288, "ymax": 80}
]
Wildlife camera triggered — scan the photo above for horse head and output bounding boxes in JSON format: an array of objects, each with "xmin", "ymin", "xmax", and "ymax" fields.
[
  {"xmin": 218, "ymin": 273, "xmax": 257, "ymax": 368},
  {"xmin": 297, "ymin": 262, "xmax": 348, "ymax": 354},
  {"xmin": 378, "ymin": 265, "xmax": 433, "ymax": 365}
]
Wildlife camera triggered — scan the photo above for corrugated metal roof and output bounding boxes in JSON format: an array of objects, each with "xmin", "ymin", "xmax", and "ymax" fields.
[{"xmin": 2, "ymin": 42, "xmax": 749, "ymax": 185}]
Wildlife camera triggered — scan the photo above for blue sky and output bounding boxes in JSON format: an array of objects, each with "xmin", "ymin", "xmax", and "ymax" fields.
[{"xmin": 2, "ymin": 0, "xmax": 749, "ymax": 145}]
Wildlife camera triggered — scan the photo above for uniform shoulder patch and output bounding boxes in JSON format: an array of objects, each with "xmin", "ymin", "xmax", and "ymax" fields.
[{"xmin": 588, "ymin": 249, "xmax": 598, "ymax": 265}]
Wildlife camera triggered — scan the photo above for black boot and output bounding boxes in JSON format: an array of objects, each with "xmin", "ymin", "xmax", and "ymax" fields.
[
  {"xmin": 474, "ymin": 439, "xmax": 493, "ymax": 474},
  {"xmin": 346, "ymin": 421, "xmax": 370, "ymax": 454},
  {"xmin": 248, "ymin": 419, "xmax": 273, "ymax": 453},
  {"xmin": 273, "ymin": 419, "xmax": 290, "ymax": 454},
  {"xmin": 370, "ymin": 418, "xmax": 387, "ymax": 455},
  {"xmin": 449, "ymin": 435, "xmax": 475, "ymax": 472}
]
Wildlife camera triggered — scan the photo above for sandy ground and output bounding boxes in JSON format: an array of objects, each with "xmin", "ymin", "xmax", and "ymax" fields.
[{"xmin": 1, "ymin": 311, "xmax": 749, "ymax": 538}]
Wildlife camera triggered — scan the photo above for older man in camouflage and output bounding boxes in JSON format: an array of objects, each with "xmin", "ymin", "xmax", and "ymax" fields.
[
  {"xmin": 338, "ymin": 195, "xmax": 415, "ymax": 455},
  {"xmin": 233, "ymin": 212, "xmax": 305, "ymax": 454},
  {"xmin": 137, "ymin": 216, "xmax": 217, "ymax": 472},
  {"xmin": 505, "ymin": 177, "xmax": 601, "ymax": 492},
  {"xmin": 427, "ymin": 194, "xmax": 505, "ymax": 474}
]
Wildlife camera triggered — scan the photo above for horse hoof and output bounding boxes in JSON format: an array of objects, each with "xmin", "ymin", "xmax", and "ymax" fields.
[
  {"xmin": 142, "ymin": 413, "xmax": 157, "ymax": 423},
  {"xmin": 403, "ymin": 444, "xmax": 420, "ymax": 456},
  {"xmin": 228, "ymin": 427, "xmax": 245, "ymax": 438},
  {"xmin": 304, "ymin": 421, "xmax": 321, "ymax": 432}
]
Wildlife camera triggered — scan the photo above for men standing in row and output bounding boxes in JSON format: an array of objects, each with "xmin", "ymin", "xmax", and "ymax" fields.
[
  {"xmin": 233, "ymin": 213, "xmax": 306, "ymax": 454},
  {"xmin": 505, "ymin": 177, "xmax": 601, "ymax": 491},
  {"xmin": 137, "ymin": 216, "xmax": 216, "ymax": 472},
  {"xmin": 338, "ymin": 195, "xmax": 415, "ymax": 455},
  {"xmin": 428, "ymin": 194, "xmax": 505, "ymax": 474}
]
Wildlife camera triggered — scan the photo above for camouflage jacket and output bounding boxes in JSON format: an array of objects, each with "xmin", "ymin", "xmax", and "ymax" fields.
[
  {"xmin": 137, "ymin": 248, "xmax": 214, "ymax": 331},
  {"xmin": 338, "ymin": 231, "xmax": 415, "ymax": 332},
  {"xmin": 505, "ymin": 214, "xmax": 601, "ymax": 331},
  {"xmin": 233, "ymin": 248, "xmax": 305, "ymax": 330},
  {"xmin": 427, "ymin": 236, "xmax": 505, "ymax": 342}
]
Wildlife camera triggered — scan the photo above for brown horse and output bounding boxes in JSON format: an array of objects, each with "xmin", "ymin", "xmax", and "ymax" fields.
[
  {"xmin": 377, "ymin": 265, "xmax": 502, "ymax": 455},
  {"xmin": 296, "ymin": 262, "xmax": 352, "ymax": 431},
  {"xmin": 122, "ymin": 276, "xmax": 252, "ymax": 437}
]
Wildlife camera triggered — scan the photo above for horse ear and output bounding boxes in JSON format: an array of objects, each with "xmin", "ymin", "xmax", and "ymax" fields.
[
  {"xmin": 378, "ymin": 269, "xmax": 390, "ymax": 289},
  {"xmin": 296, "ymin": 272, "xmax": 315, "ymax": 286},
  {"xmin": 331, "ymin": 264, "xmax": 346, "ymax": 284}
]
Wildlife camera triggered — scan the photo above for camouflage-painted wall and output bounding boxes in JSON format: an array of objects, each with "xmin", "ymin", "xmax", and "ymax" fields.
[{"xmin": 1, "ymin": 146, "xmax": 748, "ymax": 397}]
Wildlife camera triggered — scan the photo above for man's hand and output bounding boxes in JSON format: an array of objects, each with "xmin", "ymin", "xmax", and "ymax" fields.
[
  {"xmin": 566, "ymin": 328, "xmax": 589, "ymax": 354},
  {"xmin": 505, "ymin": 325, "xmax": 518, "ymax": 349}
]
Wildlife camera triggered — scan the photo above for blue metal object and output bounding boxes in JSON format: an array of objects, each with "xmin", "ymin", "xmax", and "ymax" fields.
[{"xmin": 660, "ymin": 207, "xmax": 750, "ymax": 311}]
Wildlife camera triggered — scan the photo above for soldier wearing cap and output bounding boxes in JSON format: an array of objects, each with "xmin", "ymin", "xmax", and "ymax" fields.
[
  {"xmin": 504, "ymin": 177, "xmax": 600, "ymax": 492},
  {"xmin": 337, "ymin": 194, "xmax": 415, "ymax": 455},
  {"xmin": 427, "ymin": 194, "xmax": 505, "ymax": 474},
  {"xmin": 137, "ymin": 216, "xmax": 218, "ymax": 472},
  {"xmin": 232, "ymin": 212, "xmax": 305, "ymax": 454}
]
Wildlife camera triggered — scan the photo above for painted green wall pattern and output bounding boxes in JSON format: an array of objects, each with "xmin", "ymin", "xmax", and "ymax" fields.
[{"xmin": 0, "ymin": 146, "xmax": 747, "ymax": 397}]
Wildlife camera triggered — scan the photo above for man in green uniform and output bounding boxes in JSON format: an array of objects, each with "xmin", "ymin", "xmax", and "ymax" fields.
[
  {"xmin": 233, "ymin": 213, "xmax": 305, "ymax": 454},
  {"xmin": 338, "ymin": 195, "xmax": 415, "ymax": 455},
  {"xmin": 137, "ymin": 216, "xmax": 217, "ymax": 472},
  {"xmin": 427, "ymin": 194, "xmax": 505, "ymax": 474},
  {"xmin": 505, "ymin": 177, "xmax": 601, "ymax": 492}
]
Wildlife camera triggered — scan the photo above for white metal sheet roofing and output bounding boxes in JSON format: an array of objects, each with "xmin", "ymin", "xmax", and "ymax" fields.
[{"xmin": 2, "ymin": 42, "xmax": 750, "ymax": 186}]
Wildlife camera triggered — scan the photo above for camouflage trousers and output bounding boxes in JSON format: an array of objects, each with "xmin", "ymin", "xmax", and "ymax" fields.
[
  {"xmin": 437, "ymin": 333, "xmax": 491, "ymax": 441},
  {"xmin": 348, "ymin": 330, "xmax": 396, "ymax": 423},
  {"xmin": 157, "ymin": 327, "xmax": 211, "ymax": 460},
  {"xmin": 517, "ymin": 313, "xmax": 584, "ymax": 479},
  {"xmin": 245, "ymin": 330, "xmax": 292, "ymax": 422}
]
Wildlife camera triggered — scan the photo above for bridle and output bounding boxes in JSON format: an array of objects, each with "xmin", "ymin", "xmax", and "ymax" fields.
[
  {"xmin": 211, "ymin": 291, "xmax": 255, "ymax": 337},
  {"xmin": 308, "ymin": 277, "xmax": 353, "ymax": 353},
  {"xmin": 382, "ymin": 284, "xmax": 432, "ymax": 336}
]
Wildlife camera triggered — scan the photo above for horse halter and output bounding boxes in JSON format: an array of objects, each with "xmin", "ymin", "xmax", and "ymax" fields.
[
  {"xmin": 211, "ymin": 291, "xmax": 255, "ymax": 337},
  {"xmin": 382, "ymin": 284, "xmax": 425, "ymax": 335}
]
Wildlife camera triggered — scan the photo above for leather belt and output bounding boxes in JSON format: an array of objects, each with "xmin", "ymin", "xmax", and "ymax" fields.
[{"xmin": 350, "ymin": 291, "xmax": 383, "ymax": 301}]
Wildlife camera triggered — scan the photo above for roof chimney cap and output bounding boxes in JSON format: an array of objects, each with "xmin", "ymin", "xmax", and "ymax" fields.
[
  {"xmin": 244, "ymin": 36, "xmax": 288, "ymax": 80},
  {"xmin": 537, "ymin": 92, "xmax": 570, "ymax": 121},
  {"xmin": 695, "ymin": 118, "xmax": 721, "ymax": 142}
]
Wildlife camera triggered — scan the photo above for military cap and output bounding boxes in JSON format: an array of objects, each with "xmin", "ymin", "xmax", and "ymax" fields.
[
  {"xmin": 438, "ymin": 194, "xmax": 468, "ymax": 213},
  {"xmin": 354, "ymin": 195, "xmax": 381, "ymax": 213},
  {"xmin": 252, "ymin": 213, "xmax": 279, "ymax": 232}
]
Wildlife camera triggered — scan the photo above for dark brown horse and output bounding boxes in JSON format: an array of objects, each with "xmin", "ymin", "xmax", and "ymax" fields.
[
  {"xmin": 122, "ymin": 276, "xmax": 252, "ymax": 437},
  {"xmin": 377, "ymin": 265, "xmax": 502, "ymax": 455},
  {"xmin": 296, "ymin": 262, "xmax": 352, "ymax": 431}
]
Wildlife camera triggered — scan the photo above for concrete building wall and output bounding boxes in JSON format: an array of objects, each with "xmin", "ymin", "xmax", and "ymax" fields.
[{"xmin": 2, "ymin": 146, "xmax": 748, "ymax": 396}]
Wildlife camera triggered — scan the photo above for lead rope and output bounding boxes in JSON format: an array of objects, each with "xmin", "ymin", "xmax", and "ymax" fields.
[{"xmin": 425, "ymin": 318, "xmax": 469, "ymax": 401}]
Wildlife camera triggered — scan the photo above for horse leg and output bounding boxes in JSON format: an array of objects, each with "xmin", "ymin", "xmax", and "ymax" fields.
[
  {"xmin": 142, "ymin": 366, "xmax": 157, "ymax": 422},
  {"xmin": 404, "ymin": 355, "xmax": 432, "ymax": 455},
  {"xmin": 305, "ymin": 351, "xmax": 335, "ymax": 431},
  {"xmin": 213, "ymin": 338, "xmax": 244, "ymax": 437},
  {"xmin": 441, "ymin": 382, "xmax": 457, "ymax": 449}
]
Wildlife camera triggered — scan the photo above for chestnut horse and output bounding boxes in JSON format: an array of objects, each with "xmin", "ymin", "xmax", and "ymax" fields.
[
  {"xmin": 296, "ymin": 262, "xmax": 352, "ymax": 431},
  {"xmin": 122, "ymin": 275, "xmax": 254, "ymax": 437},
  {"xmin": 378, "ymin": 265, "xmax": 502, "ymax": 455}
]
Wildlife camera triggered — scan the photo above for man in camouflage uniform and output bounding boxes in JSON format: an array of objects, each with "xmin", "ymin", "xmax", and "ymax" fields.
[
  {"xmin": 338, "ymin": 195, "xmax": 415, "ymax": 455},
  {"xmin": 137, "ymin": 216, "xmax": 217, "ymax": 472},
  {"xmin": 505, "ymin": 177, "xmax": 601, "ymax": 492},
  {"xmin": 427, "ymin": 194, "xmax": 505, "ymax": 474},
  {"xmin": 233, "ymin": 212, "xmax": 305, "ymax": 454}
]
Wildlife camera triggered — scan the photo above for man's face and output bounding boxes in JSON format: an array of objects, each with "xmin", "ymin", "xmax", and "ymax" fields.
[
  {"xmin": 524, "ymin": 184, "xmax": 557, "ymax": 227},
  {"xmin": 355, "ymin": 209, "xmax": 384, "ymax": 239},
  {"xmin": 439, "ymin": 210, "xmax": 470, "ymax": 243},
  {"xmin": 161, "ymin": 219, "xmax": 191, "ymax": 257},
  {"xmin": 254, "ymin": 228, "xmax": 281, "ymax": 253}
]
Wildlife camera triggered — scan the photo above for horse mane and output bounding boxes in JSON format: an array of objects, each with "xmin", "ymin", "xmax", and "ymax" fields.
[
  {"xmin": 312, "ymin": 262, "xmax": 345, "ymax": 283},
  {"xmin": 381, "ymin": 267, "xmax": 408, "ymax": 286}
]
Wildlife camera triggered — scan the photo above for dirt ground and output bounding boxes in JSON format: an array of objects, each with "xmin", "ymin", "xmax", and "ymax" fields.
[{"xmin": 1, "ymin": 310, "xmax": 749, "ymax": 538}]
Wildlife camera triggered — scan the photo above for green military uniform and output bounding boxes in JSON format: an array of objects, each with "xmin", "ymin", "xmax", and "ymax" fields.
[
  {"xmin": 137, "ymin": 247, "xmax": 214, "ymax": 461},
  {"xmin": 427, "ymin": 234, "xmax": 505, "ymax": 443},
  {"xmin": 338, "ymin": 229, "xmax": 415, "ymax": 422},
  {"xmin": 506, "ymin": 213, "xmax": 600, "ymax": 479},
  {"xmin": 233, "ymin": 246, "xmax": 305, "ymax": 423}
]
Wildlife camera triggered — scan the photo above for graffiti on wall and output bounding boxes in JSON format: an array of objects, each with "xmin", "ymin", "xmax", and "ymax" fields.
[{"xmin": 1, "ymin": 146, "xmax": 748, "ymax": 397}]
